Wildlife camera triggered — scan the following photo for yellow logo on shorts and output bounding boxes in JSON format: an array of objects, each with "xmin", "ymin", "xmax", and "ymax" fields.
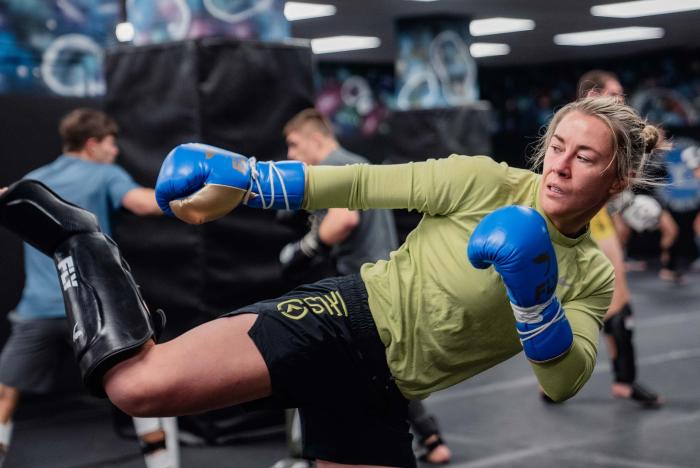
[{"xmin": 277, "ymin": 291, "xmax": 348, "ymax": 320}]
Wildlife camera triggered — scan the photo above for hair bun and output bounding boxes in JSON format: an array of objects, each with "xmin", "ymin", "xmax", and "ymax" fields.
[{"xmin": 641, "ymin": 124, "xmax": 661, "ymax": 153}]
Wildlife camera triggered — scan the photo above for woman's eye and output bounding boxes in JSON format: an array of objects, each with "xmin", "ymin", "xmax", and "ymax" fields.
[{"xmin": 577, "ymin": 155, "xmax": 591, "ymax": 162}]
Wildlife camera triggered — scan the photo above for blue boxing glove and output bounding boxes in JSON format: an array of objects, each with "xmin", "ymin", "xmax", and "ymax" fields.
[
  {"xmin": 156, "ymin": 143, "xmax": 306, "ymax": 224},
  {"xmin": 467, "ymin": 206, "xmax": 573, "ymax": 362}
]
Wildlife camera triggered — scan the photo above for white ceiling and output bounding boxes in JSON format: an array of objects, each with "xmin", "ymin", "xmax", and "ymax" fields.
[{"xmin": 289, "ymin": 0, "xmax": 700, "ymax": 66}]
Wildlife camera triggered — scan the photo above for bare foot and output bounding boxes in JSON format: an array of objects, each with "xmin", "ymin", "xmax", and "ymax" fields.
[
  {"xmin": 612, "ymin": 382, "xmax": 663, "ymax": 408},
  {"xmin": 659, "ymin": 269, "xmax": 687, "ymax": 285},
  {"xmin": 421, "ymin": 434, "xmax": 452, "ymax": 464}
]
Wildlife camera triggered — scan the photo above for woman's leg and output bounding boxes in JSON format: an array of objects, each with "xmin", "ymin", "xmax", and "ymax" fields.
[
  {"xmin": 105, "ymin": 314, "xmax": 271, "ymax": 417},
  {"xmin": 0, "ymin": 181, "xmax": 270, "ymax": 411}
]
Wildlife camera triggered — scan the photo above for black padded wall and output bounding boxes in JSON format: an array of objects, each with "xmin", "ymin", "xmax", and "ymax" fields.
[
  {"xmin": 386, "ymin": 104, "xmax": 493, "ymax": 163},
  {"xmin": 105, "ymin": 38, "xmax": 315, "ymax": 337},
  {"xmin": 385, "ymin": 103, "xmax": 494, "ymax": 241}
]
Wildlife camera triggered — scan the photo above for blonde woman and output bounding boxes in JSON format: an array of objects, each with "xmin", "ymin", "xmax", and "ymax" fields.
[{"xmin": 0, "ymin": 97, "xmax": 666, "ymax": 468}]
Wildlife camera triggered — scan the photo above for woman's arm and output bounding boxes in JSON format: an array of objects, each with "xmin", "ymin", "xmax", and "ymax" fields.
[
  {"xmin": 304, "ymin": 155, "xmax": 507, "ymax": 216},
  {"xmin": 532, "ymin": 301, "xmax": 607, "ymax": 401}
]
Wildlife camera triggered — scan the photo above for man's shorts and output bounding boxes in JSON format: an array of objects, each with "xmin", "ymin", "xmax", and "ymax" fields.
[
  {"xmin": 226, "ymin": 274, "xmax": 416, "ymax": 467},
  {"xmin": 0, "ymin": 313, "xmax": 72, "ymax": 393}
]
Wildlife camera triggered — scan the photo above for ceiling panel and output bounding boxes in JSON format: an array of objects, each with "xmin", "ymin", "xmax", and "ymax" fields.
[{"xmin": 289, "ymin": 0, "xmax": 700, "ymax": 66}]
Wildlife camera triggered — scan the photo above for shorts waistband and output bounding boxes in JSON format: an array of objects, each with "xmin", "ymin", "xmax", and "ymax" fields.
[{"xmin": 341, "ymin": 275, "xmax": 374, "ymax": 335}]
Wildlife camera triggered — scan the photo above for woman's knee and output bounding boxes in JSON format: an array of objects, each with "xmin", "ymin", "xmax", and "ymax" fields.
[{"xmin": 103, "ymin": 346, "xmax": 170, "ymax": 417}]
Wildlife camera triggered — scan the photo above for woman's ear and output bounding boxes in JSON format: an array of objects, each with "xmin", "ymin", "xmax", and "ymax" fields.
[{"xmin": 609, "ymin": 177, "xmax": 627, "ymax": 196}]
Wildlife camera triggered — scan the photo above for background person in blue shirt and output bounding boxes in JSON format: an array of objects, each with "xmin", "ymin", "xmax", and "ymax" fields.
[{"xmin": 0, "ymin": 108, "xmax": 175, "ymax": 468}]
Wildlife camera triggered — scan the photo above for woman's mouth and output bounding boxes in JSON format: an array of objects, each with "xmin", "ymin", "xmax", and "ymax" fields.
[{"xmin": 547, "ymin": 184, "xmax": 565, "ymax": 196}]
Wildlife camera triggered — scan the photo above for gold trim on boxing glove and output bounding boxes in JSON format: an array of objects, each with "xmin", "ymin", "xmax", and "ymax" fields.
[{"xmin": 169, "ymin": 184, "xmax": 248, "ymax": 224}]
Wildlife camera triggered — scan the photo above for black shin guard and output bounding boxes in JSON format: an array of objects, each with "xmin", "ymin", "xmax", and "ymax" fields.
[
  {"xmin": 603, "ymin": 303, "xmax": 636, "ymax": 384},
  {"xmin": 0, "ymin": 179, "xmax": 100, "ymax": 255},
  {"xmin": 0, "ymin": 180, "xmax": 156, "ymax": 396},
  {"xmin": 56, "ymin": 233, "xmax": 155, "ymax": 396}
]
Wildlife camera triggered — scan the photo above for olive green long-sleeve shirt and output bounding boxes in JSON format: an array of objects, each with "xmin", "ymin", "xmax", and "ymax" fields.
[{"xmin": 304, "ymin": 155, "xmax": 614, "ymax": 401}]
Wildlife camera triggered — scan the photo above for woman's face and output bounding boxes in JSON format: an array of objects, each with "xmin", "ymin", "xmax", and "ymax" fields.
[{"xmin": 539, "ymin": 110, "xmax": 625, "ymax": 236}]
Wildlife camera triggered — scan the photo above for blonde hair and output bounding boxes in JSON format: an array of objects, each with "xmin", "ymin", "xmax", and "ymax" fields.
[{"xmin": 529, "ymin": 97, "xmax": 669, "ymax": 190}]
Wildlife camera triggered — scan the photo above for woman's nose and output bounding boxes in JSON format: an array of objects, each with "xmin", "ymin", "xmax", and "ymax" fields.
[{"xmin": 551, "ymin": 155, "xmax": 571, "ymax": 177}]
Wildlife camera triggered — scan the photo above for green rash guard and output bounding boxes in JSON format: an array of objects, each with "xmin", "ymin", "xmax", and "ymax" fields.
[{"xmin": 303, "ymin": 155, "xmax": 614, "ymax": 401}]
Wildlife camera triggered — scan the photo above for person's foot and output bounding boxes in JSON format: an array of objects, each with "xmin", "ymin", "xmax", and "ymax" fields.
[
  {"xmin": 659, "ymin": 268, "xmax": 687, "ymax": 285},
  {"xmin": 612, "ymin": 382, "xmax": 663, "ymax": 408},
  {"xmin": 270, "ymin": 458, "xmax": 312, "ymax": 468},
  {"xmin": 659, "ymin": 268, "xmax": 674, "ymax": 281},
  {"xmin": 625, "ymin": 259, "xmax": 647, "ymax": 272},
  {"xmin": 418, "ymin": 434, "xmax": 451, "ymax": 465}
]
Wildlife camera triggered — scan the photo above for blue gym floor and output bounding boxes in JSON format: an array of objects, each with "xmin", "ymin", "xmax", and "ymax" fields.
[{"xmin": 7, "ymin": 269, "xmax": 699, "ymax": 468}]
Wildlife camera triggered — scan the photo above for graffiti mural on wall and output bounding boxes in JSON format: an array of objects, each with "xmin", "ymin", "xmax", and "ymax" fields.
[
  {"xmin": 0, "ymin": 0, "xmax": 288, "ymax": 95},
  {"xmin": 631, "ymin": 88, "xmax": 698, "ymax": 128},
  {"xmin": 479, "ymin": 49, "xmax": 700, "ymax": 133},
  {"xmin": 127, "ymin": 0, "xmax": 289, "ymax": 45},
  {"xmin": 395, "ymin": 16, "xmax": 477, "ymax": 110},
  {"xmin": 316, "ymin": 63, "xmax": 395, "ymax": 138},
  {"xmin": 0, "ymin": 0, "xmax": 120, "ymax": 96}
]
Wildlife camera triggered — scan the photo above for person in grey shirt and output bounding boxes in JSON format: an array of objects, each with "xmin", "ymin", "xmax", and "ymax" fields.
[
  {"xmin": 275, "ymin": 108, "xmax": 451, "ymax": 466},
  {"xmin": 279, "ymin": 112, "xmax": 397, "ymax": 277}
]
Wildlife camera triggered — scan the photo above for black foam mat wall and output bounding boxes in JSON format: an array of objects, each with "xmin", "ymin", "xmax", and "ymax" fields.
[
  {"xmin": 386, "ymin": 104, "xmax": 493, "ymax": 163},
  {"xmin": 384, "ymin": 104, "xmax": 494, "ymax": 241},
  {"xmin": 105, "ymin": 38, "xmax": 315, "ymax": 337},
  {"xmin": 104, "ymin": 38, "xmax": 314, "ymax": 440}
]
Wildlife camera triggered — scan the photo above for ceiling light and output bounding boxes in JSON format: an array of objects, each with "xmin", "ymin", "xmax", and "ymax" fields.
[
  {"xmin": 470, "ymin": 43, "xmax": 510, "ymax": 58},
  {"xmin": 310, "ymin": 36, "xmax": 381, "ymax": 54},
  {"xmin": 284, "ymin": 2, "xmax": 336, "ymax": 21},
  {"xmin": 554, "ymin": 27, "xmax": 664, "ymax": 46},
  {"xmin": 470, "ymin": 18, "xmax": 535, "ymax": 36},
  {"xmin": 591, "ymin": 0, "xmax": 700, "ymax": 18},
  {"xmin": 115, "ymin": 22, "xmax": 134, "ymax": 42}
]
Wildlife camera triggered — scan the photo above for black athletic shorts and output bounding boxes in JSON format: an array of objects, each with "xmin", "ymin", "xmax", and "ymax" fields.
[{"xmin": 226, "ymin": 274, "xmax": 416, "ymax": 467}]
